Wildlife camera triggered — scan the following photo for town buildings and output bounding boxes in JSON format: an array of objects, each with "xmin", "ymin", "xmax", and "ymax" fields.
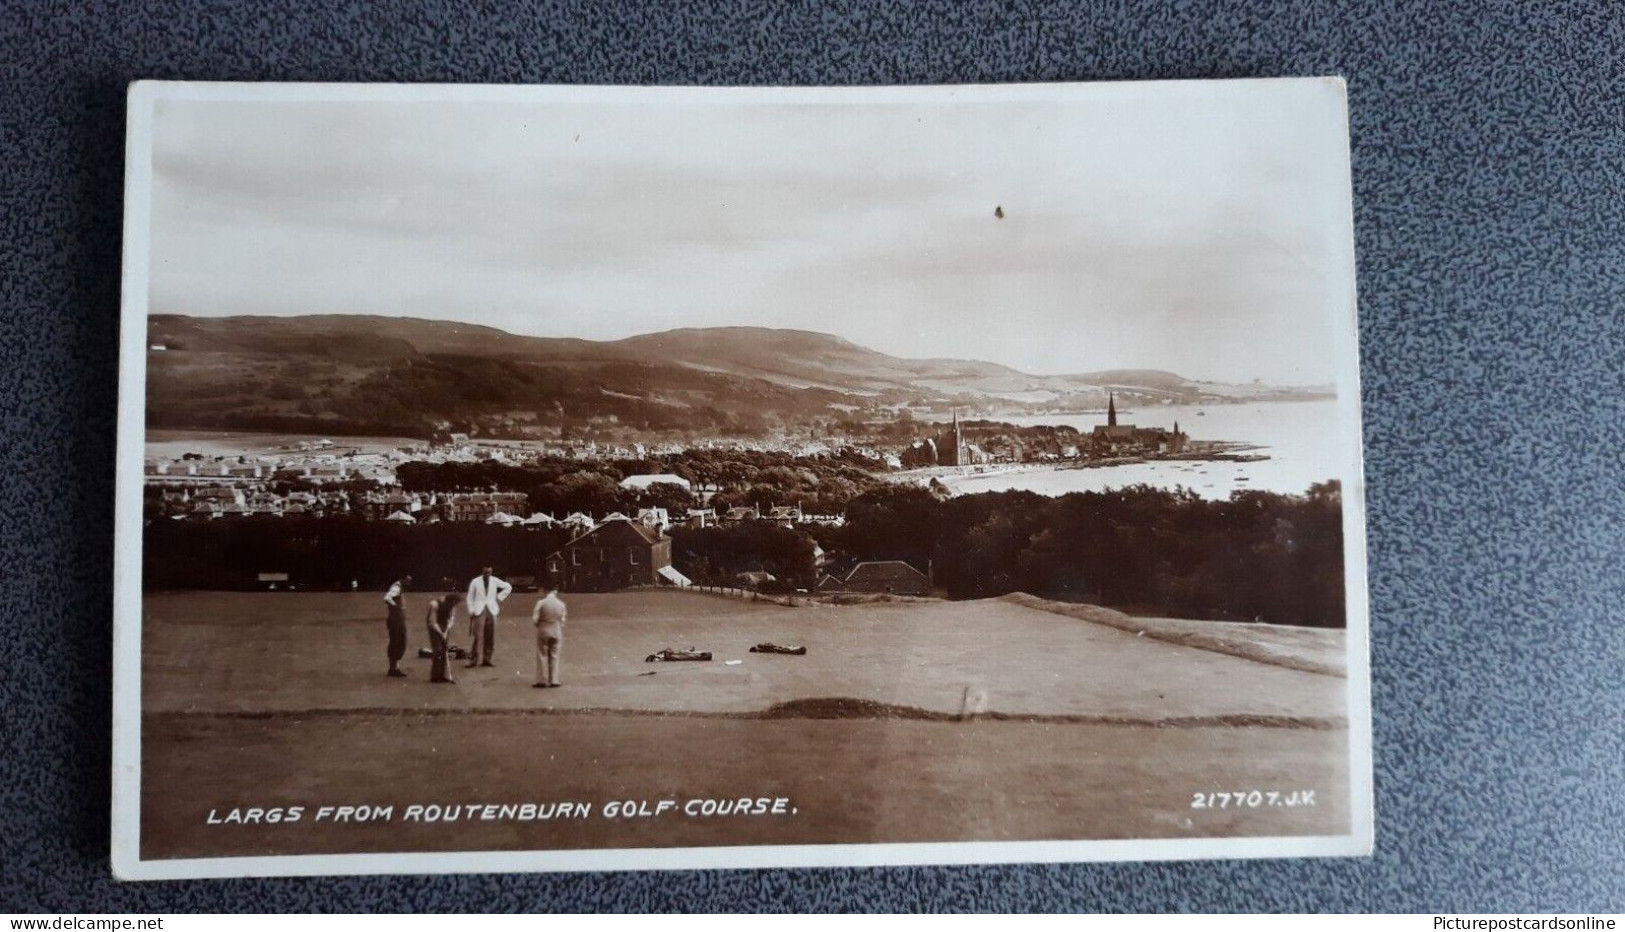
[
  {"xmin": 619, "ymin": 473, "xmax": 692, "ymax": 493},
  {"xmin": 152, "ymin": 486, "xmax": 532, "ymax": 523},
  {"xmin": 543, "ymin": 517, "xmax": 677, "ymax": 592},
  {"xmin": 1091, "ymin": 393, "xmax": 1188, "ymax": 453},
  {"xmin": 900, "ymin": 410, "xmax": 991, "ymax": 468}
]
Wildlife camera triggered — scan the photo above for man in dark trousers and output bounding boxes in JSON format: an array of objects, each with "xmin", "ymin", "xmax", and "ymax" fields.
[
  {"xmin": 424, "ymin": 590, "xmax": 461, "ymax": 684},
  {"xmin": 382, "ymin": 574, "xmax": 413, "ymax": 677}
]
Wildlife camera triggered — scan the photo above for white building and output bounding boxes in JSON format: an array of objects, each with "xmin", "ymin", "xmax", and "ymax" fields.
[{"xmin": 619, "ymin": 473, "xmax": 692, "ymax": 492}]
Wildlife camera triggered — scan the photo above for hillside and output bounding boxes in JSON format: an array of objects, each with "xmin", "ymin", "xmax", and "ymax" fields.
[
  {"xmin": 144, "ymin": 315, "xmax": 1329, "ymax": 438},
  {"xmin": 614, "ymin": 327, "xmax": 1033, "ymax": 393}
]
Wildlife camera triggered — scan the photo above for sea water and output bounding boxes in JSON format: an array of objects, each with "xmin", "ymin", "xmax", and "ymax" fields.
[{"xmin": 940, "ymin": 399, "xmax": 1354, "ymax": 500}]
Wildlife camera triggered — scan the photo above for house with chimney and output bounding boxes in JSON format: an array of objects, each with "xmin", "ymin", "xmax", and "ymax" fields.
[
  {"xmin": 544, "ymin": 517, "xmax": 674, "ymax": 592},
  {"xmin": 721, "ymin": 505, "xmax": 761, "ymax": 525},
  {"xmin": 437, "ymin": 491, "xmax": 528, "ymax": 522},
  {"xmin": 635, "ymin": 507, "xmax": 672, "ymax": 533}
]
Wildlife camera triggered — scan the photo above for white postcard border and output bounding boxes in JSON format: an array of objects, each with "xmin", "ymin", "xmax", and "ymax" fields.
[{"xmin": 111, "ymin": 78, "xmax": 1374, "ymax": 881}]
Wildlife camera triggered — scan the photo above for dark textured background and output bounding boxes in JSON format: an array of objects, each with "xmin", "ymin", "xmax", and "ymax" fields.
[{"xmin": 3, "ymin": 0, "xmax": 1622, "ymax": 912}]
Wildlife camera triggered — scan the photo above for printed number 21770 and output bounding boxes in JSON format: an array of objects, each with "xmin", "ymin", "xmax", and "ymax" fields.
[{"xmin": 1190, "ymin": 790, "xmax": 1315, "ymax": 809}]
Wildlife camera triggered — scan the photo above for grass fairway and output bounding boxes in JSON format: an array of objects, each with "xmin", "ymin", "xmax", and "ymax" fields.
[{"xmin": 140, "ymin": 589, "xmax": 1353, "ymax": 859}]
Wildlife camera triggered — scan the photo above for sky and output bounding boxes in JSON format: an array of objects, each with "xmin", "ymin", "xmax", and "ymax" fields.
[{"xmin": 145, "ymin": 81, "xmax": 1357, "ymax": 384}]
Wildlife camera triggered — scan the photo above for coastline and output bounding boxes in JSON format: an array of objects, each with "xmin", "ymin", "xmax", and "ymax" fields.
[{"xmin": 884, "ymin": 443, "xmax": 1272, "ymax": 487}]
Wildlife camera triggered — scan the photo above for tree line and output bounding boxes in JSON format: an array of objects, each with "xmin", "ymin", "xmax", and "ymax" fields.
[
  {"xmin": 395, "ymin": 449, "xmax": 886, "ymax": 517},
  {"xmin": 142, "ymin": 480, "xmax": 1346, "ymax": 628},
  {"xmin": 142, "ymin": 520, "xmax": 573, "ymax": 592},
  {"xmin": 810, "ymin": 482, "xmax": 1346, "ymax": 627},
  {"xmin": 141, "ymin": 515, "xmax": 825, "ymax": 595}
]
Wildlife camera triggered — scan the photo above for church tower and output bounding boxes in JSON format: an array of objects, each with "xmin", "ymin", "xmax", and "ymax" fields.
[
  {"xmin": 1107, "ymin": 392, "xmax": 1117, "ymax": 428},
  {"xmin": 944, "ymin": 408, "xmax": 963, "ymax": 466}
]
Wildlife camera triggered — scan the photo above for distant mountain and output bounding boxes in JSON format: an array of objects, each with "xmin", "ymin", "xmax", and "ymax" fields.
[
  {"xmin": 612, "ymin": 326, "xmax": 1034, "ymax": 394},
  {"xmin": 1069, "ymin": 369, "xmax": 1193, "ymax": 391},
  {"xmin": 144, "ymin": 315, "xmax": 1330, "ymax": 438}
]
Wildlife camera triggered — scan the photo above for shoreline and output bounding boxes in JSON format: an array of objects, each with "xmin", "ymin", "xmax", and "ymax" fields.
[{"xmin": 883, "ymin": 444, "xmax": 1272, "ymax": 486}]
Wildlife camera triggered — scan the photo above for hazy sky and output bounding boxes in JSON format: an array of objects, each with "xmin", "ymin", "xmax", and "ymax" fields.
[{"xmin": 146, "ymin": 82, "xmax": 1356, "ymax": 384}]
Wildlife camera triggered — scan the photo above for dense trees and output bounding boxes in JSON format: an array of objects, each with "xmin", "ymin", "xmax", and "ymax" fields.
[
  {"xmin": 396, "ymin": 449, "xmax": 887, "ymax": 518},
  {"xmin": 144, "ymin": 477, "xmax": 1347, "ymax": 629},
  {"xmin": 143, "ymin": 519, "xmax": 571, "ymax": 592},
  {"xmin": 669, "ymin": 524, "xmax": 819, "ymax": 589},
  {"xmin": 815, "ymin": 482, "xmax": 1345, "ymax": 627}
]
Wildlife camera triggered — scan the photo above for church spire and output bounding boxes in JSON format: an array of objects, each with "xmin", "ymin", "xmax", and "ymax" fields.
[{"xmin": 1107, "ymin": 392, "xmax": 1117, "ymax": 427}]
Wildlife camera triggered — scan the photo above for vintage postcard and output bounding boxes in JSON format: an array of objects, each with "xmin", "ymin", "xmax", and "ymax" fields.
[{"xmin": 112, "ymin": 78, "xmax": 1372, "ymax": 879}]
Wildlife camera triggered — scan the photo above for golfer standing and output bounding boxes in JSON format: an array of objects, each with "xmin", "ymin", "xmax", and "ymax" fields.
[
  {"xmin": 464, "ymin": 566, "xmax": 511, "ymax": 668},
  {"xmin": 532, "ymin": 583, "xmax": 567, "ymax": 688},
  {"xmin": 383, "ymin": 574, "xmax": 413, "ymax": 678}
]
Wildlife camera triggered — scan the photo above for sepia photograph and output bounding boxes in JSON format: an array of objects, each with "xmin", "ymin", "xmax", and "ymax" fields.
[{"xmin": 112, "ymin": 78, "xmax": 1372, "ymax": 879}]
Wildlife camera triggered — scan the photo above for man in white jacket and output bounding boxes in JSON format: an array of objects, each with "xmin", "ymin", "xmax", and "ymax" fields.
[{"xmin": 464, "ymin": 566, "xmax": 512, "ymax": 668}]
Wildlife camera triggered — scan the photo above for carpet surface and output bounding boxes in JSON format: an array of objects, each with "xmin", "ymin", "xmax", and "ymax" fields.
[{"xmin": 2, "ymin": 0, "xmax": 1622, "ymax": 912}]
